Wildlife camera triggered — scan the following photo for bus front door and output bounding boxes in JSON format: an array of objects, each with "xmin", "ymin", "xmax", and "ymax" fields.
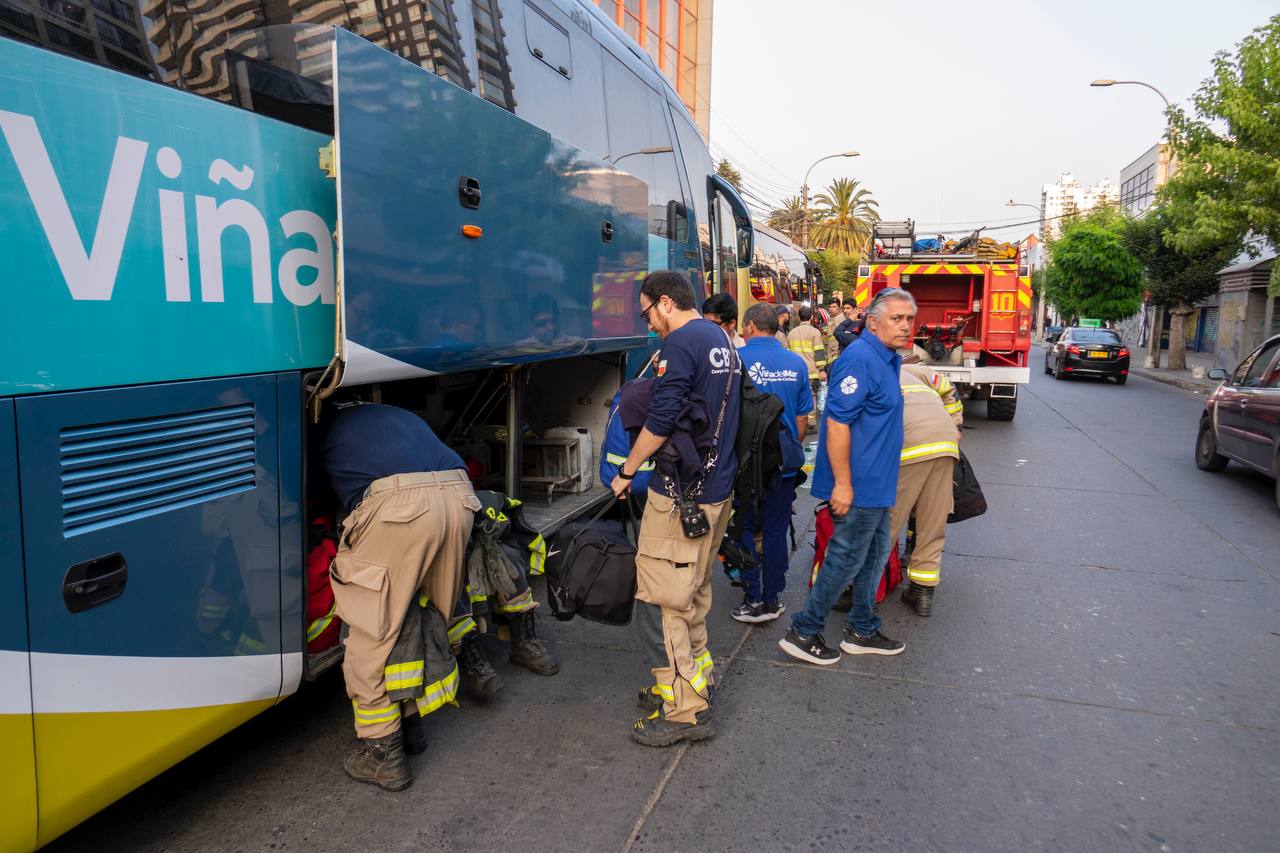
[{"xmin": 16, "ymin": 375, "xmax": 285, "ymax": 845}]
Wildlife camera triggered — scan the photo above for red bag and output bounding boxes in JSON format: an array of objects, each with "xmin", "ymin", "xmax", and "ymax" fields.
[
  {"xmin": 808, "ymin": 503, "xmax": 902, "ymax": 603},
  {"xmin": 306, "ymin": 516, "xmax": 342, "ymax": 653}
]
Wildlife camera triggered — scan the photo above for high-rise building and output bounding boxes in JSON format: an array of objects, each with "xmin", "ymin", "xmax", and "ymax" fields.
[
  {"xmin": 592, "ymin": 0, "xmax": 712, "ymax": 138},
  {"xmin": 1119, "ymin": 142, "xmax": 1176, "ymax": 216},
  {"xmin": 1039, "ymin": 172, "xmax": 1119, "ymax": 240}
]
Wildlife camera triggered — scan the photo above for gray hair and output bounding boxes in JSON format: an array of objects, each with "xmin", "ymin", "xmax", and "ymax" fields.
[
  {"xmin": 867, "ymin": 287, "xmax": 917, "ymax": 320},
  {"xmin": 743, "ymin": 301, "xmax": 779, "ymax": 333}
]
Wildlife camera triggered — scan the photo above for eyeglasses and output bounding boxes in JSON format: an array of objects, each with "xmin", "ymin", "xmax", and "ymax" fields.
[{"xmin": 640, "ymin": 300, "xmax": 659, "ymax": 324}]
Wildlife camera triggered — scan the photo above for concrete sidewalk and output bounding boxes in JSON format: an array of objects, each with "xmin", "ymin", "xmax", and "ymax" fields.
[{"xmin": 1127, "ymin": 348, "xmax": 1221, "ymax": 395}]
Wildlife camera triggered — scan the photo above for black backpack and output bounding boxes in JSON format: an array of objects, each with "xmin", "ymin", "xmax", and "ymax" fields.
[{"xmin": 731, "ymin": 373, "xmax": 792, "ymax": 511}]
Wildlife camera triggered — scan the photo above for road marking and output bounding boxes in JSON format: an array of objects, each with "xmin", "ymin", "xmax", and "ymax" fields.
[{"xmin": 619, "ymin": 596, "xmax": 762, "ymax": 852}]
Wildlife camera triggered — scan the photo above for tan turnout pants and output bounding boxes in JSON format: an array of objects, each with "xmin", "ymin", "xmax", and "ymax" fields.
[
  {"xmin": 889, "ymin": 457, "xmax": 954, "ymax": 588},
  {"xmin": 634, "ymin": 493, "xmax": 732, "ymax": 724},
  {"xmin": 330, "ymin": 471, "xmax": 480, "ymax": 738}
]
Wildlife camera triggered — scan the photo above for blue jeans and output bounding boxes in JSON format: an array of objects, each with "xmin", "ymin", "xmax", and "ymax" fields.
[
  {"xmin": 791, "ymin": 506, "xmax": 892, "ymax": 639},
  {"xmin": 737, "ymin": 475, "xmax": 798, "ymax": 605}
]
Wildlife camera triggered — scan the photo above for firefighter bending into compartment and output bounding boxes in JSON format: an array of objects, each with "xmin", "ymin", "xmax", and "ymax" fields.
[
  {"xmin": 319, "ymin": 401, "xmax": 482, "ymax": 791},
  {"xmin": 894, "ymin": 358, "xmax": 964, "ymax": 616}
]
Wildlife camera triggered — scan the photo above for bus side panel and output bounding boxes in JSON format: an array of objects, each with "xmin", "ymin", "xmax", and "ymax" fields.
[
  {"xmin": 0, "ymin": 399, "xmax": 38, "ymax": 853},
  {"xmin": 334, "ymin": 28, "xmax": 648, "ymax": 378},
  {"xmin": 16, "ymin": 376, "xmax": 284, "ymax": 846},
  {"xmin": 277, "ymin": 372, "xmax": 304, "ymax": 699},
  {"xmin": 0, "ymin": 38, "xmax": 336, "ymax": 398}
]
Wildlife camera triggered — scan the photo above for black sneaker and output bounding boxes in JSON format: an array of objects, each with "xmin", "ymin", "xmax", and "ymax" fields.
[
  {"xmin": 778, "ymin": 628, "xmax": 840, "ymax": 666},
  {"xmin": 840, "ymin": 628, "xmax": 905, "ymax": 656},
  {"xmin": 731, "ymin": 599, "xmax": 786, "ymax": 624}
]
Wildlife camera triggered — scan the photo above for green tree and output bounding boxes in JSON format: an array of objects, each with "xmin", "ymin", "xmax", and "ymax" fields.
[
  {"xmin": 810, "ymin": 178, "xmax": 880, "ymax": 257},
  {"xmin": 766, "ymin": 196, "xmax": 806, "ymax": 243},
  {"xmin": 1162, "ymin": 15, "xmax": 1280, "ymax": 296},
  {"xmin": 1046, "ymin": 220, "xmax": 1144, "ymax": 323},
  {"xmin": 1124, "ymin": 209, "xmax": 1241, "ymax": 369},
  {"xmin": 715, "ymin": 158, "xmax": 743, "ymax": 192},
  {"xmin": 808, "ymin": 250, "xmax": 858, "ymax": 301}
]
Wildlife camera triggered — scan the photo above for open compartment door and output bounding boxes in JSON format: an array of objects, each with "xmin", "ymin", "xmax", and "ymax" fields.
[{"xmin": 330, "ymin": 28, "xmax": 648, "ymax": 385}]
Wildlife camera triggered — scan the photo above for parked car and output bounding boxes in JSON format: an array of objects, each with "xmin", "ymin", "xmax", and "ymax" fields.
[
  {"xmin": 1045, "ymin": 325, "xmax": 1064, "ymax": 343},
  {"xmin": 1044, "ymin": 327, "xmax": 1131, "ymax": 383},
  {"xmin": 1196, "ymin": 333, "xmax": 1280, "ymax": 512}
]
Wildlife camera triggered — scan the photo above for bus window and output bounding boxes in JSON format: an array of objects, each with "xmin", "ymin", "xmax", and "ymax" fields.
[
  {"xmin": 602, "ymin": 51, "xmax": 684, "ymax": 241},
  {"xmin": 669, "ymin": 101, "xmax": 711, "ymax": 239}
]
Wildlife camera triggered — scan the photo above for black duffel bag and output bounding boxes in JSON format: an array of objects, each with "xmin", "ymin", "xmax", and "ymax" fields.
[
  {"xmin": 947, "ymin": 450, "xmax": 987, "ymax": 524},
  {"xmin": 544, "ymin": 498, "xmax": 637, "ymax": 625}
]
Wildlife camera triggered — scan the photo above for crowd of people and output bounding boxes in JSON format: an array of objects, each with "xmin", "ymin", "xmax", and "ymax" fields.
[{"xmin": 313, "ymin": 270, "xmax": 962, "ymax": 790}]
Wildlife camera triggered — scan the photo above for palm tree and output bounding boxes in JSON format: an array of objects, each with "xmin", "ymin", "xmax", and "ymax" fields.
[
  {"xmin": 766, "ymin": 196, "xmax": 806, "ymax": 243},
  {"xmin": 810, "ymin": 178, "xmax": 880, "ymax": 257}
]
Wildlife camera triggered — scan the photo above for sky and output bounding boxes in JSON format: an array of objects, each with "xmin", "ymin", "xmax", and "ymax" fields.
[{"xmin": 708, "ymin": 0, "xmax": 1275, "ymax": 241}]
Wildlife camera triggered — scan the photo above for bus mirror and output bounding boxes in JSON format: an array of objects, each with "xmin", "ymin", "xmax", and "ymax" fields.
[
  {"xmin": 736, "ymin": 224, "xmax": 752, "ymax": 268},
  {"xmin": 708, "ymin": 174, "xmax": 754, "ymax": 268}
]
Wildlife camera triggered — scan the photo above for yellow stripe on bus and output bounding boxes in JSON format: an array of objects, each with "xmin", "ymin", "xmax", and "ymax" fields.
[{"xmin": 33, "ymin": 700, "xmax": 273, "ymax": 846}]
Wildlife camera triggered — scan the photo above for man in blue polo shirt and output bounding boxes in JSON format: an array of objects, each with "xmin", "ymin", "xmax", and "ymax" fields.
[
  {"xmin": 780, "ymin": 288, "xmax": 917, "ymax": 665},
  {"xmin": 731, "ymin": 302, "xmax": 813, "ymax": 624}
]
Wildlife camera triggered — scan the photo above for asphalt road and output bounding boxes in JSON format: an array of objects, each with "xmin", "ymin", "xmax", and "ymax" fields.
[{"xmin": 51, "ymin": 351, "xmax": 1280, "ymax": 852}]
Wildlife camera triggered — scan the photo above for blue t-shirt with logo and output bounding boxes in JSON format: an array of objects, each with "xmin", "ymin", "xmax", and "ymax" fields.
[
  {"xmin": 740, "ymin": 336, "xmax": 814, "ymax": 442},
  {"xmin": 646, "ymin": 318, "xmax": 741, "ymax": 504},
  {"xmin": 810, "ymin": 333, "xmax": 904, "ymax": 508}
]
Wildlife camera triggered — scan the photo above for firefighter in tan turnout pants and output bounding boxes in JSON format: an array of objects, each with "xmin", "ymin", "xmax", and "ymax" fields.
[
  {"xmin": 320, "ymin": 402, "xmax": 481, "ymax": 791},
  {"xmin": 611, "ymin": 272, "xmax": 740, "ymax": 748},
  {"xmin": 893, "ymin": 361, "xmax": 963, "ymax": 617}
]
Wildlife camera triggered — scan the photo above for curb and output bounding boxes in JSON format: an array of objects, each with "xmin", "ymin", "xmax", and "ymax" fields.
[{"xmin": 1127, "ymin": 367, "xmax": 1217, "ymax": 395}]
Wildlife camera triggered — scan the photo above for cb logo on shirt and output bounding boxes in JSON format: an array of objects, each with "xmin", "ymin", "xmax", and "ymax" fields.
[{"xmin": 709, "ymin": 347, "xmax": 733, "ymax": 369}]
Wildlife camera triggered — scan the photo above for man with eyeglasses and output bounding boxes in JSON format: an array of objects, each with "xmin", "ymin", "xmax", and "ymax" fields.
[{"xmin": 611, "ymin": 271, "xmax": 740, "ymax": 747}]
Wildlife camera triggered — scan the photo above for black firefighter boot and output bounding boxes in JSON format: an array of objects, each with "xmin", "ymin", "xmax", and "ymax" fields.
[
  {"xmin": 344, "ymin": 730, "xmax": 412, "ymax": 791},
  {"xmin": 509, "ymin": 611, "xmax": 560, "ymax": 676},
  {"xmin": 400, "ymin": 704, "xmax": 427, "ymax": 755},
  {"xmin": 459, "ymin": 634, "xmax": 506, "ymax": 701},
  {"xmin": 902, "ymin": 582, "xmax": 935, "ymax": 618}
]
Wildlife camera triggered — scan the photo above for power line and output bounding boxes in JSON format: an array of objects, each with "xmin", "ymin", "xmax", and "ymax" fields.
[{"xmin": 708, "ymin": 144, "xmax": 800, "ymax": 196}]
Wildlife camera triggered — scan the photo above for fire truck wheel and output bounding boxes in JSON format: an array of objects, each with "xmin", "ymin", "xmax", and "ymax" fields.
[{"xmin": 987, "ymin": 396, "xmax": 1017, "ymax": 421}]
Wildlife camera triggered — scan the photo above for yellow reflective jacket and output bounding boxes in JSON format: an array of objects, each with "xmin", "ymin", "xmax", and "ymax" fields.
[
  {"xmin": 899, "ymin": 362, "xmax": 963, "ymax": 465},
  {"xmin": 786, "ymin": 323, "xmax": 827, "ymax": 379}
]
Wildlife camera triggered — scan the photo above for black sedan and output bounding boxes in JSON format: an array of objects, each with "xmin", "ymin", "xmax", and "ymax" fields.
[{"xmin": 1044, "ymin": 327, "xmax": 1131, "ymax": 384}]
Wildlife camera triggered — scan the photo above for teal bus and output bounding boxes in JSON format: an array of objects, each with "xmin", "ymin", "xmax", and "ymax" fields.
[{"xmin": 0, "ymin": 2, "xmax": 753, "ymax": 846}]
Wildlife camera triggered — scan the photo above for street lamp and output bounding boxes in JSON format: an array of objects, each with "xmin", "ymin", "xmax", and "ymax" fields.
[
  {"xmin": 801, "ymin": 151, "xmax": 860, "ymax": 250},
  {"xmin": 1089, "ymin": 79, "xmax": 1171, "ymax": 111},
  {"xmin": 1008, "ymin": 199, "xmax": 1047, "ymax": 337},
  {"xmin": 1091, "ymin": 78, "xmax": 1172, "ymax": 366}
]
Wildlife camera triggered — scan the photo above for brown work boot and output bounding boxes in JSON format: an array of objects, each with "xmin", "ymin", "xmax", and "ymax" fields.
[
  {"xmin": 902, "ymin": 582, "xmax": 935, "ymax": 617},
  {"xmin": 509, "ymin": 611, "xmax": 560, "ymax": 676},
  {"xmin": 459, "ymin": 634, "xmax": 505, "ymax": 701},
  {"xmin": 344, "ymin": 730, "xmax": 412, "ymax": 791}
]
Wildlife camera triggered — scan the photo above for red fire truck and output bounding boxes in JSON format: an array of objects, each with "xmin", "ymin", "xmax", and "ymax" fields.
[{"xmin": 855, "ymin": 221, "xmax": 1032, "ymax": 421}]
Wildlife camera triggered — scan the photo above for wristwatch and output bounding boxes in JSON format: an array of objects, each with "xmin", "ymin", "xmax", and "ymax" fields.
[{"xmin": 618, "ymin": 469, "xmax": 635, "ymax": 480}]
